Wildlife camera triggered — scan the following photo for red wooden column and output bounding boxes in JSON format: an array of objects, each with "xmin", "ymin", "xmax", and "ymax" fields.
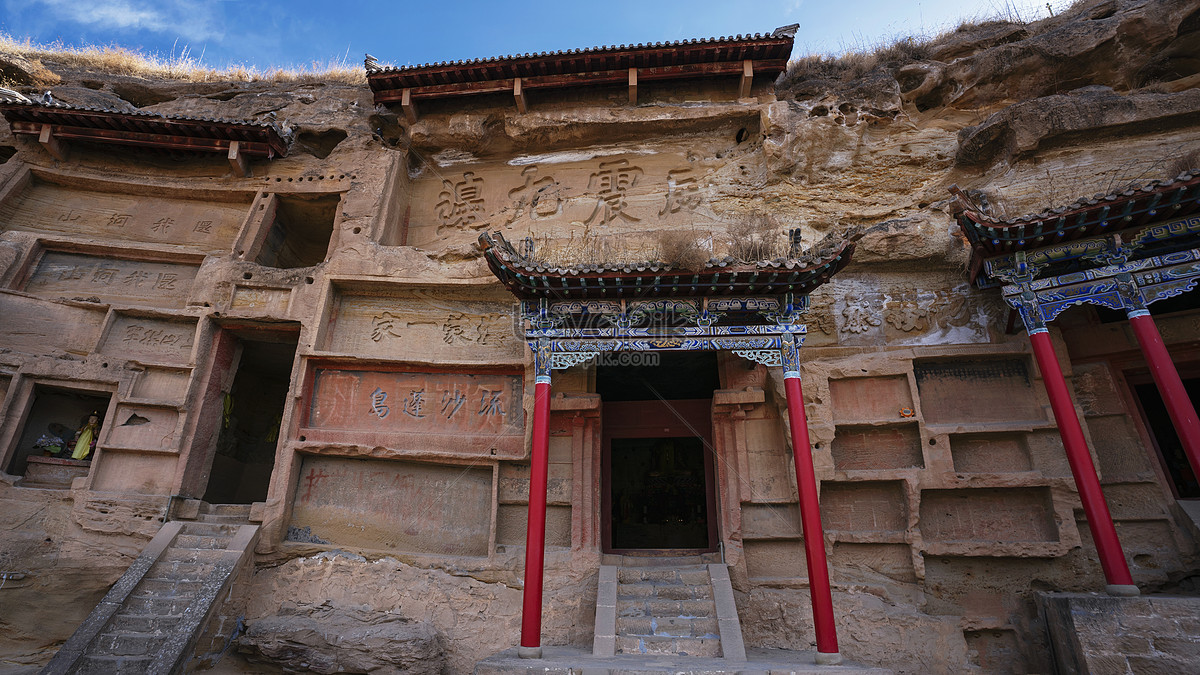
[
  {"xmin": 519, "ymin": 339, "xmax": 553, "ymax": 658},
  {"xmin": 780, "ymin": 333, "xmax": 841, "ymax": 664},
  {"xmin": 1027, "ymin": 327, "xmax": 1138, "ymax": 595},
  {"xmin": 1127, "ymin": 310, "xmax": 1200, "ymax": 484}
]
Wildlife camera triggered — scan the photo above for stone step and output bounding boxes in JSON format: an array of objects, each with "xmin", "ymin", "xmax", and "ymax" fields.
[
  {"xmin": 178, "ymin": 521, "xmax": 240, "ymax": 537},
  {"xmin": 108, "ymin": 612, "xmax": 183, "ymax": 634},
  {"xmin": 157, "ymin": 547, "xmax": 222, "ymax": 565},
  {"xmin": 617, "ymin": 566, "xmax": 710, "ymax": 584},
  {"xmin": 122, "ymin": 593, "xmax": 196, "ymax": 616},
  {"xmin": 617, "ymin": 598, "xmax": 716, "ymax": 619},
  {"xmin": 617, "ymin": 615, "xmax": 720, "ymax": 639},
  {"xmin": 617, "ymin": 582, "xmax": 713, "ymax": 601},
  {"xmin": 147, "ymin": 560, "xmax": 212, "ymax": 581},
  {"xmin": 203, "ymin": 503, "xmax": 253, "ymax": 517},
  {"xmin": 601, "ymin": 553, "xmax": 722, "ymax": 566},
  {"xmin": 91, "ymin": 631, "xmax": 159, "ymax": 657},
  {"xmin": 615, "ymin": 634, "xmax": 722, "ymax": 658},
  {"xmin": 197, "ymin": 513, "xmax": 250, "ymax": 524},
  {"xmin": 135, "ymin": 577, "xmax": 203, "ymax": 596},
  {"xmin": 477, "ymin": 645, "xmax": 895, "ymax": 674},
  {"xmin": 171, "ymin": 533, "xmax": 228, "ymax": 550},
  {"xmin": 77, "ymin": 654, "xmax": 154, "ymax": 675},
  {"xmin": 16, "ymin": 477, "xmax": 75, "ymax": 489}
]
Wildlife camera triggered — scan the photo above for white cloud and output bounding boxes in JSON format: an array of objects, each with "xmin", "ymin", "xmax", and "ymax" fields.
[{"xmin": 17, "ymin": 0, "xmax": 225, "ymax": 42}]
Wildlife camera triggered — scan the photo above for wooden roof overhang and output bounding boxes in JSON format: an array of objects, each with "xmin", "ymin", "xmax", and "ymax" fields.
[
  {"xmin": 950, "ymin": 173, "xmax": 1200, "ymax": 286},
  {"xmin": 0, "ymin": 100, "xmax": 291, "ymax": 159},
  {"xmin": 367, "ymin": 27, "xmax": 796, "ymax": 106},
  {"xmin": 478, "ymin": 229, "xmax": 859, "ymax": 301},
  {"xmin": 482, "ymin": 227, "xmax": 861, "ymax": 366}
]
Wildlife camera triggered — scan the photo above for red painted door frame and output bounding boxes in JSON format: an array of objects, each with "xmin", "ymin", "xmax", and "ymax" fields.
[{"xmin": 601, "ymin": 398, "xmax": 718, "ymax": 554}]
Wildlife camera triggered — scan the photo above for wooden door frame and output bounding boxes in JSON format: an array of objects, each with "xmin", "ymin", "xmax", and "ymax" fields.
[{"xmin": 601, "ymin": 398, "xmax": 718, "ymax": 554}]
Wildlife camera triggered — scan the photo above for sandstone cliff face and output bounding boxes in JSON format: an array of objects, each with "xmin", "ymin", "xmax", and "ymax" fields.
[{"xmin": 0, "ymin": 1, "xmax": 1198, "ymax": 673}]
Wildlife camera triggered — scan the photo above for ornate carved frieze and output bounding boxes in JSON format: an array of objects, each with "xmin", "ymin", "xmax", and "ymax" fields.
[
  {"xmin": 519, "ymin": 294, "xmax": 809, "ymax": 370},
  {"xmin": 997, "ymin": 247, "xmax": 1200, "ymax": 326}
]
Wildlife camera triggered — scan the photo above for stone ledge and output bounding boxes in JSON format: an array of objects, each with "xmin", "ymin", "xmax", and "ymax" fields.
[{"xmin": 1038, "ymin": 592, "xmax": 1200, "ymax": 675}]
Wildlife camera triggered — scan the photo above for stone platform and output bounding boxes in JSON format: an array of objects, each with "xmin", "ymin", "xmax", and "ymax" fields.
[
  {"xmin": 1039, "ymin": 592, "xmax": 1200, "ymax": 675},
  {"xmin": 21, "ymin": 455, "xmax": 89, "ymax": 488},
  {"xmin": 474, "ymin": 646, "xmax": 893, "ymax": 675}
]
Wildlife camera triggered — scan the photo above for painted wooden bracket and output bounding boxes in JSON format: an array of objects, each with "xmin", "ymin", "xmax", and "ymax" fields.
[
  {"xmin": 228, "ymin": 140, "xmax": 251, "ymax": 177},
  {"xmin": 401, "ymin": 88, "xmax": 418, "ymax": 124},
  {"xmin": 38, "ymin": 124, "xmax": 68, "ymax": 161},
  {"xmin": 628, "ymin": 67, "xmax": 638, "ymax": 105},
  {"xmin": 514, "ymin": 77, "xmax": 528, "ymax": 113},
  {"xmin": 739, "ymin": 59, "xmax": 754, "ymax": 99}
]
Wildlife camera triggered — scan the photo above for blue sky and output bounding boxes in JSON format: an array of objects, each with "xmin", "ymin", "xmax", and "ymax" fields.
[{"xmin": 1, "ymin": 0, "xmax": 1070, "ymax": 71}]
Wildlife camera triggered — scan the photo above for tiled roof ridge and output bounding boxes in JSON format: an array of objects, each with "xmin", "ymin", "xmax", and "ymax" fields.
[
  {"xmin": 0, "ymin": 97, "xmax": 290, "ymax": 135},
  {"xmin": 478, "ymin": 224, "xmax": 861, "ymax": 275},
  {"xmin": 950, "ymin": 171, "xmax": 1200, "ymax": 226},
  {"xmin": 367, "ymin": 25, "xmax": 798, "ymax": 75}
]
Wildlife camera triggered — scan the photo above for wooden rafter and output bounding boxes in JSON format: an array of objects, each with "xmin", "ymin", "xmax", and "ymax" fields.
[{"xmin": 373, "ymin": 59, "xmax": 786, "ymax": 103}]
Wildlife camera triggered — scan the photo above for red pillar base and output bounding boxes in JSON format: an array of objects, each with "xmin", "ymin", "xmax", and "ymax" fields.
[
  {"xmin": 815, "ymin": 651, "xmax": 844, "ymax": 666},
  {"xmin": 517, "ymin": 646, "xmax": 543, "ymax": 659}
]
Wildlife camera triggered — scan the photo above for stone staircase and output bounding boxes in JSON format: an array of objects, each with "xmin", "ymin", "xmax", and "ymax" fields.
[
  {"xmin": 594, "ymin": 561, "xmax": 747, "ymax": 662},
  {"xmin": 42, "ymin": 512, "xmax": 257, "ymax": 675}
]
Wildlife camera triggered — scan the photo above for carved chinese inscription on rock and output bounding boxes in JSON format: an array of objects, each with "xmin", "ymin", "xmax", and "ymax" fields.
[
  {"xmin": 327, "ymin": 292, "xmax": 520, "ymax": 362},
  {"xmin": 24, "ymin": 252, "xmax": 199, "ymax": 308},
  {"xmin": 100, "ymin": 315, "xmax": 197, "ymax": 364},
  {"xmin": 585, "ymin": 159, "xmax": 643, "ymax": 225},
  {"xmin": 403, "ymin": 145, "xmax": 733, "ymax": 247},
  {"xmin": 306, "ymin": 369, "xmax": 524, "ymax": 440},
  {"xmin": 884, "ymin": 292, "xmax": 933, "ymax": 332},
  {"xmin": 436, "ymin": 172, "xmax": 487, "ymax": 233},
  {"xmin": 230, "ymin": 286, "xmax": 291, "ymax": 314},
  {"xmin": 660, "ymin": 168, "xmax": 702, "ymax": 215},
  {"xmin": 0, "ymin": 181, "xmax": 250, "ymax": 255},
  {"xmin": 503, "ymin": 165, "xmax": 562, "ymax": 224},
  {"xmin": 841, "ymin": 292, "xmax": 882, "ymax": 334}
]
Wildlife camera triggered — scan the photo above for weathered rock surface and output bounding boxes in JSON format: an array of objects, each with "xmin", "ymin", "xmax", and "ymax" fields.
[
  {"xmin": 244, "ymin": 552, "xmax": 524, "ymax": 674},
  {"xmin": 0, "ymin": 53, "xmax": 42, "ymax": 87},
  {"xmin": 957, "ymin": 86, "xmax": 1200, "ymax": 165},
  {"xmin": 239, "ymin": 600, "xmax": 444, "ymax": 675},
  {"xmin": 782, "ymin": 0, "xmax": 1200, "ymax": 114}
]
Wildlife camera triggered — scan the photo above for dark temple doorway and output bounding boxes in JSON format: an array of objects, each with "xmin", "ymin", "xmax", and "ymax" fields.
[
  {"xmin": 599, "ymin": 352, "xmax": 720, "ymax": 553},
  {"xmin": 1130, "ymin": 374, "xmax": 1200, "ymax": 499},
  {"xmin": 203, "ymin": 332, "xmax": 298, "ymax": 504}
]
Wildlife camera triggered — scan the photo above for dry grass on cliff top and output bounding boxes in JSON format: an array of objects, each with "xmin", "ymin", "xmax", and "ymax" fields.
[
  {"xmin": 0, "ymin": 33, "xmax": 366, "ymax": 87},
  {"xmin": 778, "ymin": 0, "xmax": 1094, "ymax": 92}
]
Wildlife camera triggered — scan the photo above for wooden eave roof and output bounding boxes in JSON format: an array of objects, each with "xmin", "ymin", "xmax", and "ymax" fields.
[
  {"xmin": 478, "ymin": 229, "xmax": 860, "ymax": 300},
  {"xmin": 0, "ymin": 100, "xmax": 291, "ymax": 157},
  {"xmin": 367, "ymin": 29, "xmax": 795, "ymax": 104},
  {"xmin": 950, "ymin": 172, "xmax": 1200, "ymax": 282}
]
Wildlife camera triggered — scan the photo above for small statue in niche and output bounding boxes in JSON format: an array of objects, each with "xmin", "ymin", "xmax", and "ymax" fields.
[{"xmin": 70, "ymin": 412, "xmax": 101, "ymax": 461}]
